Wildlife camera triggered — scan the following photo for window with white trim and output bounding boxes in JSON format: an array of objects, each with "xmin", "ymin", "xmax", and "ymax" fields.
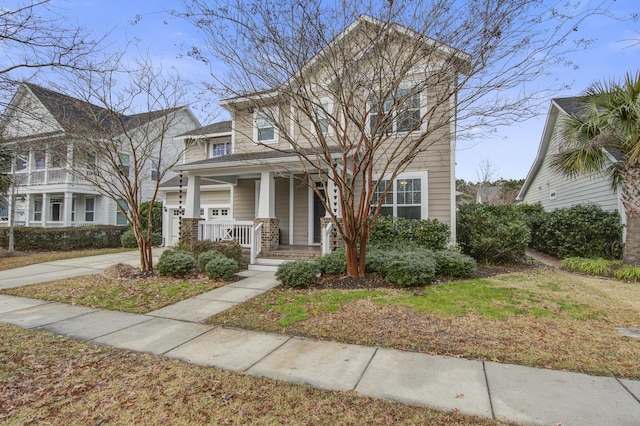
[
  {"xmin": 85, "ymin": 198, "xmax": 95, "ymax": 222},
  {"xmin": 255, "ymin": 110, "xmax": 277, "ymax": 143},
  {"xmin": 315, "ymin": 98, "xmax": 333, "ymax": 135},
  {"xmin": 119, "ymin": 153, "xmax": 130, "ymax": 177},
  {"xmin": 370, "ymin": 87, "xmax": 422, "ymax": 134},
  {"xmin": 211, "ymin": 141, "xmax": 231, "ymax": 157},
  {"xmin": 209, "ymin": 208, "xmax": 230, "ymax": 220},
  {"xmin": 33, "ymin": 198, "xmax": 42, "ymax": 221},
  {"xmin": 151, "ymin": 158, "xmax": 160, "ymax": 181},
  {"xmin": 372, "ymin": 174, "xmax": 426, "ymax": 220}
]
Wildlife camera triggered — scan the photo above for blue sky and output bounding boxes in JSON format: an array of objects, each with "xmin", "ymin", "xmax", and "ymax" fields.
[{"xmin": 18, "ymin": 1, "xmax": 640, "ymax": 181}]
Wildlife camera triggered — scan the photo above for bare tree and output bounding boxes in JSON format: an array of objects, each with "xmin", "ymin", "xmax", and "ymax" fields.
[
  {"xmin": 49, "ymin": 58, "xmax": 199, "ymax": 271},
  {"xmin": 1, "ymin": 0, "xmax": 101, "ymax": 103},
  {"xmin": 181, "ymin": 0, "xmax": 619, "ymax": 276},
  {"xmin": 476, "ymin": 159, "xmax": 496, "ymax": 203}
]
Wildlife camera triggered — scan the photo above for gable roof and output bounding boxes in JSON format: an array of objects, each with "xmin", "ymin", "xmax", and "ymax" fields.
[
  {"xmin": 2, "ymin": 83, "xmax": 186, "ymax": 141},
  {"xmin": 516, "ymin": 96, "xmax": 620, "ymax": 202},
  {"xmin": 220, "ymin": 14, "xmax": 471, "ymax": 107},
  {"xmin": 176, "ymin": 120, "xmax": 232, "ymax": 139}
]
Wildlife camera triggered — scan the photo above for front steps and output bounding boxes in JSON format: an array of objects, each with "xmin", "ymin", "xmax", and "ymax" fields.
[{"xmin": 248, "ymin": 245, "xmax": 322, "ymax": 271}]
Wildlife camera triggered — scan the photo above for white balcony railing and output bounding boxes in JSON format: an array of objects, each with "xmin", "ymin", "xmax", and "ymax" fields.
[
  {"xmin": 251, "ymin": 222, "xmax": 263, "ymax": 264},
  {"xmin": 322, "ymin": 220, "xmax": 333, "ymax": 255}
]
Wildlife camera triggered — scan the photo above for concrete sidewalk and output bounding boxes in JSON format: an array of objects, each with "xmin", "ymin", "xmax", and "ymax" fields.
[
  {"xmin": 0, "ymin": 249, "xmax": 163, "ymax": 289},
  {"xmin": 1, "ymin": 251, "xmax": 639, "ymax": 425}
]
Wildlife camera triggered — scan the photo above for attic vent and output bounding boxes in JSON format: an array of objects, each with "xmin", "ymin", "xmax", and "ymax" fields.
[{"xmin": 549, "ymin": 190, "xmax": 557, "ymax": 200}]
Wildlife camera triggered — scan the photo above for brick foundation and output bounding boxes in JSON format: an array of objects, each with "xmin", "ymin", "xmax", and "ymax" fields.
[
  {"xmin": 180, "ymin": 217, "xmax": 203, "ymax": 246},
  {"xmin": 254, "ymin": 217, "xmax": 279, "ymax": 253},
  {"xmin": 321, "ymin": 217, "xmax": 344, "ymax": 252}
]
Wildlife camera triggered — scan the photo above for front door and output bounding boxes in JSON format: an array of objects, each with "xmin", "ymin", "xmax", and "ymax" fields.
[{"xmin": 313, "ymin": 190, "xmax": 326, "ymax": 244}]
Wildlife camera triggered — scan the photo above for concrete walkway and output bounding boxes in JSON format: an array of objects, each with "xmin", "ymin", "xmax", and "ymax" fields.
[{"xmin": 1, "ymin": 252, "xmax": 639, "ymax": 425}]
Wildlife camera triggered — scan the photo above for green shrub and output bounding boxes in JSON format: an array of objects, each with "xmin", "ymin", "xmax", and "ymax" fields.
[
  {"xmin": 561, "ymin": 257, "xmax": 621, "ymax": 275},
  {"xmin": 0, "ymin": 225, "xmax": 126, "ymax": 251},
  {"xmin": 120, "ymin": 229, "xmax": 162, "ymax": 248},
  {"xmin": 368, "ymin": 216, "xmax": 450, "ymax": 250},
  {"xmin": 315, "ymin": 249, "xmax": 346, "ymax": 275},
  {"xmin": 411, "ymin": 219, "xmax": 450, "ymax": 250},
  {"xmin": 205, "ymin": 256, "xmax": 238, "ymax": 281},
  {"xmin": 210, "ymin": 240, "xmax": 243, "ymax": 264},
  {"xmin": 197, "ymin": 250, "xmax": 226, "ymax": 272},
  {"xmin": 139, "ymin": 201, "xmax": 163, "ymax": 233},
  {"xmin": 276, "ymin": 260, "xmax": 320, "ymax": 287},
  {"xmin": 529, "ymin": 204, "xmax": 623, "ymax": 259},
  {"xmin": 614, "ymin": 265, "xmax": 640, "ymax": 281},
  {"xmin": 434, "ymin": 250, "xmax": 477, "ymax": 278},
  {"xmin": 156, "ymin": 250, "xmax": 195, "ymax": 277},
  {"xmin": 364, "ymin": 247, "xmax": 393, "ymax": 276},
  {"xmin": 457, "ymin": 204, "xmax": 530, "ymax": 264},
  {"xmin": 184, "ymin": 239, "xmax": 244, "ymax": 265},
  {"xmin": 384, "ymin": 249, "xmax": 436, "ymax": 287}
]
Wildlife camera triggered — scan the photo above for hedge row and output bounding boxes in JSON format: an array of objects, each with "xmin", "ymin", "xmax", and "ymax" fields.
[
  {"xmin": 0, "ymin": 225, "xmax": 127, "ymax": 251},
  {"xmin": 369, "ymin": 216, "xmax": 450, "ymax": 250}
]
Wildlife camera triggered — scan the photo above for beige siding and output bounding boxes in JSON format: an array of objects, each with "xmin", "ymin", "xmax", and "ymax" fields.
[
  {"xmin": 233, "ymin": 178, "xmax": 256, "ymax": 220},
  {"xmin": 184, "ymin": 140, "xmax": 206, "ymax": 163},
  {"xmin": 201, "ymin": 190, "xmax": 231, "ymax": 205},
  {"xmin": 292, "ymin": 181, "xmax": 309, "ymax": 245},
  {"xmin": 275, "ymin": 177, "xmax": 291, "ymax": 245}
]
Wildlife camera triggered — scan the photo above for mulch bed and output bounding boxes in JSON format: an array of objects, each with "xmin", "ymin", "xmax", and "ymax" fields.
[{"xmin": 313, "ymin": 260, "xmax": 546, "ymax": 290}]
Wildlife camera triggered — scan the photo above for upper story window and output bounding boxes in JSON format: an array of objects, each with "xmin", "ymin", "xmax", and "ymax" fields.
[
  {"xmin": 151, "ymin": 158, "xmax": 160, "ymax": 181},
  {"xmin": 254, "ymin": 110, "xmax": 278, "ymax": 143},
  {"xmin": 211, "ymin": 141, "xmax": 231, "ymax": 157},
  {"xmin": 370, "ymin": 87, "xmax": 423, "ymax": 135},
  {"xmin": 315, "ymin": 98, "xmax": 334, "ymax": 135},
  {"xmin": 16, "ymin": 156, "xmax": 27, "ymax": 171},
  {"xmin": 119, "ymin": 153, "xmax": 130, "ymax": 177},
  {"xmin": 34, "ymin": 151, "xmax": 45, "ymax": 170}
]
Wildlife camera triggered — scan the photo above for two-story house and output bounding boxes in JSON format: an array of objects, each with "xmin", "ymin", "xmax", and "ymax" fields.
[
  {"xmin": 162, "ymin": 15, "xmax": 469, "ymax": 265},
  {"xmin": 0, "ymin": 83, "xmax": 199, "ymax": 228}
]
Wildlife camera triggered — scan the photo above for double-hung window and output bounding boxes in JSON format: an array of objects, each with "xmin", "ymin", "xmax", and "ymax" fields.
[
  {"xmin": 211, "ymin": 141, "xmax": 231, "ymax": 157},
  {"xmin": 151, "ymin": 158, "xmax": 160, "ymax": 181},
  {"xmin": 315, "ymin": 98, "xmax": 333, "ymax": 135},
  {"xmin": 255, "ymin": 110, "xmax": 277, "ymax": 143},
  {"xmin": 119, "ymin": 153, "xmax": 130, "ymax": 177},
  {"xmin": 85, "ymin": 198, "xmax": 95, "ymax": 222},
  {"xmin": 370, "ymin": 87, "xmax": 422, "ymax": 134},
  {"xmin": 372, "ymin": 173, "xmax": 427, "ymax": 220}
]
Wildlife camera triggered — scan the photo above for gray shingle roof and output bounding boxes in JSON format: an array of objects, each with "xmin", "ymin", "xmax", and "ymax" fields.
[
  {"xmin": 182, "ymin": 146, "xmax": 344, "ymax": 167},
  {"xmin": 23, "ymin": 83, "xmax": 182, "ymax": 137},
  {"xmin": 177, "ymin": 120, "xmax": 232, "ymax": 138}
]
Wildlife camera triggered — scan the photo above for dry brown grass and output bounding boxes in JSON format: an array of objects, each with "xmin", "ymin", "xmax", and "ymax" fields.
[
  {"xmin": 0, "ymin": 248, "xmax": 133, "ymax": 271},
  {"xmin": 0, "ymin": 323, "xmax": 506, "ymax": 425},
  {"xmin": 1, "ymin": 274, "xmax": 225, "ymax": 313},
  {"xmin": 210, "ymin": 269, "xmax": 640, "ymax": 379}
]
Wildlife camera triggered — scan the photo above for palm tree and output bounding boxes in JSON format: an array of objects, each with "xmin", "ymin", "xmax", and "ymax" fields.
[{"xmin": 552, "ymin": 71, "xmax": 640, "ymax": 265}]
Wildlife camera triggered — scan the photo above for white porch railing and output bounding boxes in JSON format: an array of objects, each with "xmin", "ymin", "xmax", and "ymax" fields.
[
  {"xmin": 322, "ymin": 220, "xmax": 333, "ymax": 255},
  {"xmin": 251, "ymin": 222, "xmax": 263, "ymax": 264},
  {"xmin": 198, "ymin": 221, "xmax": 254, "ymax": 247}
]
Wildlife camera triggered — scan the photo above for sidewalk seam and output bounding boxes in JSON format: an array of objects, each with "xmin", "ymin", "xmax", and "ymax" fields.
[
  {"xmin": 617, "ymin": 377, "xmax": 640, "ymax": 404},
  {"xmin": 86, "ymin": 316, "xmax": 156, "ymax": 342},
  {"xmin": 353, "ymin": 347, "xmax": 378, "ymax": 391},
  {"xmin": 482, "ymin": 361, "xmax": 496, "ymax": 419},
  {"xmin": 241, "ymin": 332, "xmax": 293, "ymax": 373}
]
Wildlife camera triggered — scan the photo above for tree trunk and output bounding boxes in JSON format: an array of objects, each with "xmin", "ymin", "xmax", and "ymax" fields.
[
  {"xmin": 624, "ymin": 211, "xmax": 640, "ymax": 266},
  {"xmin": 345, "ymin": 240, "xmax": 364, "ymax": 277}
]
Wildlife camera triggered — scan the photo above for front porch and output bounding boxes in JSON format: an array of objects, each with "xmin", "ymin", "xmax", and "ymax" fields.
[{"xmin": 192, "ymin": 219, "xmax": 330, "ymax": 266}]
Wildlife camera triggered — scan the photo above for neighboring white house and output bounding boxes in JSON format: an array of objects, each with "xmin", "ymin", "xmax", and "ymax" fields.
[
  {"xmin": 0, "ymin": 83, "xmax": 199, "ymax": 228},
  {"xmin": 517, "ymin": 97, "xmax": 626, "ymax": 227},
  {"xmin": 161, "ymin": 15, "xmax": 468, "ymax": 263}
]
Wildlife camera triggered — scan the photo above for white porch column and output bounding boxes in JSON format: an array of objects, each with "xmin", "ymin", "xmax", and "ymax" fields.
[
  {"xmin": 257, "ymin": 171, "xmax": 275, "ymax": 218},
  {"xmin": 42, "ymin": 193, "xmax": 49, "ymax": 227},
  {"xmin": 66, "ymin": 142, "xmax": 74, "ymax": 183},
  {"xmin": 25, "ymin": 194, "xmax": 31, "ymax": 226},
  {"xmin": 184, "ymin": 175, "xmax": 201, "ymax": 218},
  {"xmin": 63, "ymin": 192, "xmax": 73, "ymax": 226}
]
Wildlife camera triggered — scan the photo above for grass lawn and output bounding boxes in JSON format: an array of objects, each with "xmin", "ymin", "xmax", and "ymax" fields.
[
  {"xmin": 208, "ymin": 268, "xmax": 640, "ymax": 379},
  {"xmin": 0, "ymin": 324, "xmax": 505, "ymax": 425},
  {"xmin": 1, "ymin": 274, "xmax": 225, "ymax": 314},
  {"xmin": 0, "ymin": 248, "xmax": 134, "ymax": 271}
]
